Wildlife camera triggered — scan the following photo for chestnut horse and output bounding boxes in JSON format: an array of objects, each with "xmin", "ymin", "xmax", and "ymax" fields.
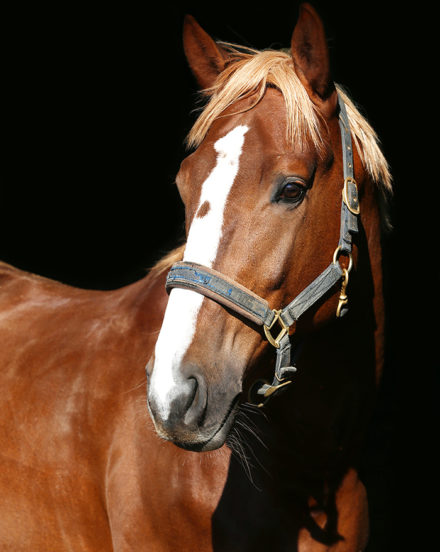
[{"xmin": 0, "ymin": 4, "xmax": 391, "ymax": 551}]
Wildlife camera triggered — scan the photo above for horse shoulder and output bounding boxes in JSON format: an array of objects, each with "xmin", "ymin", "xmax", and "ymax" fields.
[{"xmin": 0, "ymin": 262, "xmax": 173, "ymax": 549}]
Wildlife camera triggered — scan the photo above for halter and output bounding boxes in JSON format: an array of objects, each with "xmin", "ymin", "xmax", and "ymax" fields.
[{"xmin": 165, "ymin": 95, "xmax": 360, "ymax": 406}]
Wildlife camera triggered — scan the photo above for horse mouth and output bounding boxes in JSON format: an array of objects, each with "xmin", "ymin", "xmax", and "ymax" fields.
[{"xmin": 163, "ymin": 394, "xmax": 241, "ymax": 452}]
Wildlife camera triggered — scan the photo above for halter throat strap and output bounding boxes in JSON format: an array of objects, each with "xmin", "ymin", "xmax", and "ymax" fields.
[{"xmin": 165, "ymin": 94, "xmax": 359, "ymax": 405}]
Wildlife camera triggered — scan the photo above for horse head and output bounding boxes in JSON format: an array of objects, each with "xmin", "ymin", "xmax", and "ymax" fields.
[{"xmin": 146, "ymin": 4, "xmax": 390, "ymax": 452}]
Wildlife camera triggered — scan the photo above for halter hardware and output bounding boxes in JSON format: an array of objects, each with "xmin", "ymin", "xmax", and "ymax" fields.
[
  {"xmin": 336, "ymin": 268, "xmax": 350, "ymax": 318},
  {"xmin": 164, "ymin": 94, "xmax": 360, "ymax": 407},
  {"xmin": 333, "ymin": 245, "xmax": 353, "ymax": 272},
  {"xmin": 263, "ymin": 309, "xmax": 291, "ymax": 349},
  {"xmin": 342, "ymin": 176, "xmax": 360, "ymax": 215},
  {"xmin": 333, "ymin": 246, "xmax": 353, "ymax": 318},
  {"xmin": 260, "ymin": 379, "xmax": 292, "ymax": 398}
]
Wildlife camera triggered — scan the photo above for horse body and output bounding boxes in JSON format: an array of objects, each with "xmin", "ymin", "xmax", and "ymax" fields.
[
  {"xmin": 1, "ymin": 4, "xmax": 390, "ymax": 551},
  {"xmin": 0, "ymin": 262, "xmax": 150, "ymax": 548}
]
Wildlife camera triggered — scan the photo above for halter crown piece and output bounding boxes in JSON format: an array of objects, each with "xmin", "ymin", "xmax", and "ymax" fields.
[{"xmin": 165, "ymin": 94, "xmax": 360, "ymax": 406}]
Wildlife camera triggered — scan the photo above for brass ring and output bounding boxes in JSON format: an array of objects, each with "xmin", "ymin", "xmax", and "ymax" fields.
[{"xmin": 333, "ymin": 245, "xmax": 353, "ymax": 273}]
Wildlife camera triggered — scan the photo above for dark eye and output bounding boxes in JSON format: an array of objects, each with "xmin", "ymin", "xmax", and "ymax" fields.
[{"xmin": 277, "ymin": 180, "xmax": 306, "ymax": 204}]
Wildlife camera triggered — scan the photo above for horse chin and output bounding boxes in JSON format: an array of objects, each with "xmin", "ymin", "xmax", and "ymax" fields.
[{"xmin": 197, "ymin": 399, "xmax": 240, "ymax": 452}]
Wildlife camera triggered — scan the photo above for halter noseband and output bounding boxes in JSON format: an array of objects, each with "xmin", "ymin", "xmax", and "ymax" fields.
[{"xmin": 165, "ymin": 95, "xmax": 360, "ymax": 406}]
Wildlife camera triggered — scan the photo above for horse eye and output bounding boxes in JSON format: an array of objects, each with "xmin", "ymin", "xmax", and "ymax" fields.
[{"xmin": 278, "ymin": 181, "xmax": 306, "ymax": 203}]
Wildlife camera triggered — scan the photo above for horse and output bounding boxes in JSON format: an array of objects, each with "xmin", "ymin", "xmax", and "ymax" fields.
[{"xmin": 0, "ymin": 3, "xmax": 392, "ymax": 550}]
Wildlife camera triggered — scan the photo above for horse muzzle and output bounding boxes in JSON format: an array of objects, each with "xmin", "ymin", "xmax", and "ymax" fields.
[{"xmin": 146, "ymin": 358, "xmax": 241, "ymax": 451}]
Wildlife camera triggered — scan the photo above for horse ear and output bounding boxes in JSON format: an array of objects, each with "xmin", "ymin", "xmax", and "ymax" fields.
[
  {"xmin": 291, "ymin": 3, "xmax": 337, "ymax": 117},
  {"xmin": 183, "ymin": 15, "xmax": 227, "ymax": 90}
]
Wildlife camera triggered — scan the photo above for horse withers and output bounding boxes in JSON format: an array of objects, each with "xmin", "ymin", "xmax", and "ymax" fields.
[{"xmin": 0, "ymin": 4, "xmax": 391, "ymax": 551}]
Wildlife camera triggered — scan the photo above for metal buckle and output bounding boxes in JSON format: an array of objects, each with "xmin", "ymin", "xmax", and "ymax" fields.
[
  {"xmin": 342, "ymin": 177, "xmax": 360, "ymax": 215},
  {"xmin": 263, "ymin": 309, "xmax": 289, "ymax": 349}
]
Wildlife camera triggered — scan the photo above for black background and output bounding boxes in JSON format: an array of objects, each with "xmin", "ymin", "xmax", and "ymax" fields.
[{"xmin": 2, "ymin": 1, "xmax": 437, "ymax": 550}]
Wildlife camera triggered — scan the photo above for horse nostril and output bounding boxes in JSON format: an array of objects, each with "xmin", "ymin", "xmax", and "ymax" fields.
[
  {"xmin": 182, "ymin": 374, "xmax": 207, "ymax": 427},
  {"xmin": 182, "ymin": 376, "xmax": 198, "ymax": 412}
]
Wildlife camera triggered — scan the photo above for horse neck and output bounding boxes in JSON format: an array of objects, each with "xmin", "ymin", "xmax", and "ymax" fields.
[{"xmin": 109, "ymin": 267, "xmax": 170, "ymax": 355}]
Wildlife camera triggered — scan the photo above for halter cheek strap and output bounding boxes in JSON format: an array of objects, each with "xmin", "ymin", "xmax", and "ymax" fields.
[
  {"xmin": 165, "ymin": 94, "xmax": 360, "ymax": 406},
  {"xmin": 338, "ymin": 96, "xmax": 360, "ymax": 254}
]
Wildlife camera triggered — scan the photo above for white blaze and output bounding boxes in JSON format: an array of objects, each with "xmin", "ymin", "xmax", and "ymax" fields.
[{"xmin": 149, "ymin": 125, "xmax": 249, "ymax": 417}]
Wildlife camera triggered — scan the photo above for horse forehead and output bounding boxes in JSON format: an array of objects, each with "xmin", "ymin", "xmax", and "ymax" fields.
[
  {"xmin": 219, "ymin": 91, "xmax": 289, "ymax": 149},
  {"xmin": 189, "ymin": 90, "xmax": 288, "ymax": 161},
  {"xmin": 252, "ymin": 89, "xmax": 289, "ymax": 137}
]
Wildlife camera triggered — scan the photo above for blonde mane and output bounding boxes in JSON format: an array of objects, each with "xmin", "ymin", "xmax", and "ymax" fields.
[
  {"xmin": 151, "ymin": 44, "xmax": 392, "ymax": 275},
  {"xmin": 187, "ymin": 44, "xmax": 392, "ymax": 196}
]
